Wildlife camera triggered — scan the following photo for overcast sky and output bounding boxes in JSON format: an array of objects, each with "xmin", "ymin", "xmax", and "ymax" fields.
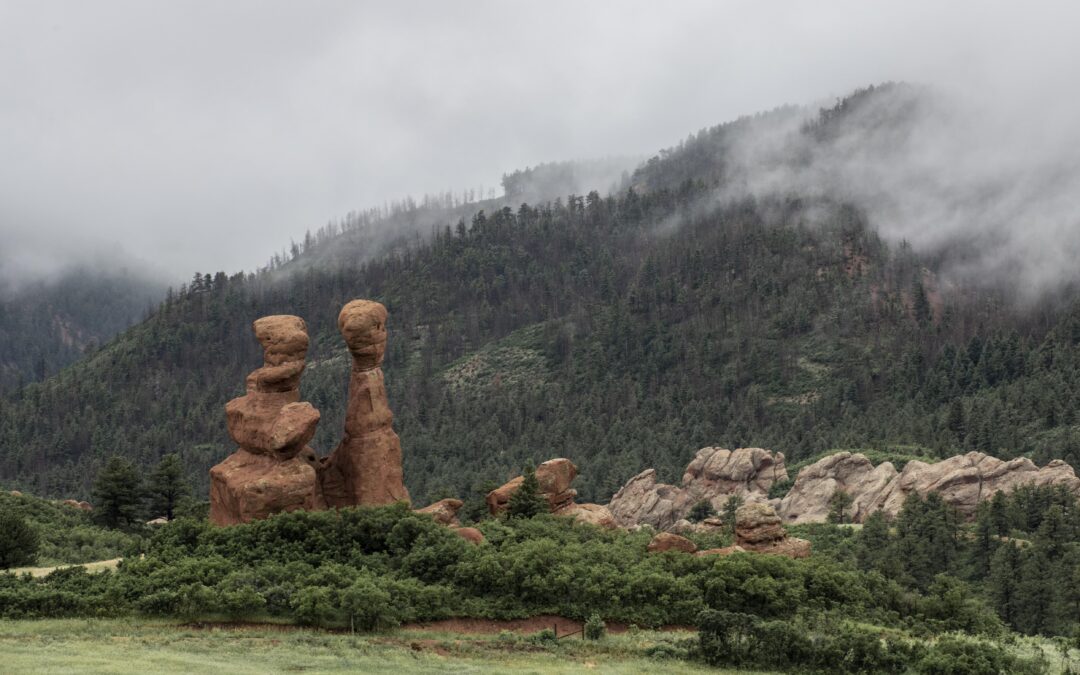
[{"xmin": 2, "ymin": 1, "xmax": 1078, "ymax": 284}]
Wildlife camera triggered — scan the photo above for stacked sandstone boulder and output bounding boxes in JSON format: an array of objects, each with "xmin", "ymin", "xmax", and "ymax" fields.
[
  {"xmin": 209, "ymin": 316, "xmax": 325, "ymax": 525},
  {"xmin": 607, "ymin": 447, "xmax": 788, "ymax": 530},
  {"xmin": 209, "ymin": 302, "xmax": 412, "ymax": 526},
  {"xmin": 485, "ymin": 458, "xmax": 616, "ymax": 528}
]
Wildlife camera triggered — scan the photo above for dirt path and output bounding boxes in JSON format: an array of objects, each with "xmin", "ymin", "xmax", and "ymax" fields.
[{"xmin": 9, "ymin": 558, "xmax": 122, "ymax": 578}]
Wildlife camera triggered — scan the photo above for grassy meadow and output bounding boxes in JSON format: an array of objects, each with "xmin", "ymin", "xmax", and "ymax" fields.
[{"xmin": 0, "ymin": 619, "xmax": 752, "ymax": 674}]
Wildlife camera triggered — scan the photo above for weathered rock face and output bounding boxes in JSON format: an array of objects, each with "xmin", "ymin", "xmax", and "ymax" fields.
[
  {"xmin": 416, "ymin": 498, "xmax": 464, "ymax": 526},
  {"xmin": 876, "ymin": 452, "xmax": 1080, "ymax": 520},
  {"xmin": 210, "ymin": 316, "xmax": 325, "ymax": 526},
  {"xmin": 777, "ymin": 452, "xmax": 898, "ymax": 524},
  {"xmin": 321, "ymin": 300, "xmax": 410, "ymax": 507},
  {"xmin": 647, "ymin": 532, "xmax": 698, "ymax": 554},
  {"xmin": 607, "ymin": 447, "xmax": 788, "ymax": 529},
  {"xmin": 778, "ymin": 450, "xmax": 1080, "ymax": 524},
  {"xmin": 734, "ymin": 503, "xmax": 811, "ymax": 558}
]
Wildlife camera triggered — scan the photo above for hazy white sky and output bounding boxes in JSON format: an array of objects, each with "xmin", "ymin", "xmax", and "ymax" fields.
[{"xmin": 2, "ymin": 1, "xmax": 1078, "ymax": 282}]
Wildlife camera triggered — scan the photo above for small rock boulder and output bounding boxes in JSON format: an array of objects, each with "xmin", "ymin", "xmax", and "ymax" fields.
[
  {"xmin": 734, "ymin": 503, "xmax": 811, "ymax": 558},
  {"xmin": 453, "ymin": 527, "xmax": 485, "ymax": 544},
  {"xmin": 416, "ymin": 498, "xmax": 464, "ymax": 526},
  {"xmin": 647, "ymin": 532, "xmax": 698, "ymax": 554}
]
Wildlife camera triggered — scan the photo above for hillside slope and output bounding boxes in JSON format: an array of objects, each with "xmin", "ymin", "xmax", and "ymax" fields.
[{"xmin": 1, "ymin": 85, "xmax": 1078, "ymax": 505}]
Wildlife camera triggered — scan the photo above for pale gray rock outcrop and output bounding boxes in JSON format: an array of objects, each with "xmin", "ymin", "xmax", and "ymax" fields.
[
  {"xmin": 777, "ymin": 452, "xmax": 897, "ymax": 524},
  {"xmin": 779, "ymin": 450, "xmax": 1080, "ymax": 523},
  {"xmin": 607, "ymin": 447, "xmax": 788, "ymax": 529}
]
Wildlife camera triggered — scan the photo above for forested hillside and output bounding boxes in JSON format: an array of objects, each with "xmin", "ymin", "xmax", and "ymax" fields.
[
  {"xmin": 1, "ymin": 85, "xmax": 1078, "ymax": 505},
  {"xmin": 0, "ymin": 267, "xmax": 165, "ymax": 393}
]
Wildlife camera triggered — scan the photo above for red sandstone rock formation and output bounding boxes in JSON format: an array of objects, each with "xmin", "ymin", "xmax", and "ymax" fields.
[
  {"xmin": 607, "ymin": 447, "xmax": 788, "ymax": 530},
  {"xmin": 484, "ymin": 458, "xmax": 615, "ymax": 526},
  {"xmin": 486, "ymin": 458, "xmax": 579, "ymax": 514},
  {"xmin": 320, "ymin": 300, "xmax": 410, "ymax": 507},
  {"xmin": 209, "ymin": 316, "xmax": 325, "ymax": 526},
  {"xmin": 647, "ymin": 532, "xmax": 698, "ymax": 554}
]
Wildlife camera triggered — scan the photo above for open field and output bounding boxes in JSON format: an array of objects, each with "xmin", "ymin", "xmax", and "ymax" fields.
[{"xmin": 0, "ymin": 619, "xmax": 764, "ymax": 674}]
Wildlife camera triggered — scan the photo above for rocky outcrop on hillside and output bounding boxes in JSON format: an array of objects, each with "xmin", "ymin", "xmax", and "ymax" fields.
[
  {"xmin": 486, "ymin": 458, "xmax": 615, "ymax": 527},
  {"xmin": 320, "ymin": 300, "xmax": 411, "ymax": 507},
  {"xmin": 777, "ymin": 450, "xmax": 1080, "ymax": 524},
  {"xmin": 210, "ymin": 316, "xmax": 326, "ymax": 526},
  {"xmin": 875, "ymin": 452, "xmax": 1080, "ymax": 520},
  {"xmin": 777, "ymin": 452, "xmax": 897, "ymax": 524},
  {"xmin": 607, "ymin": 447, "xmax": 788, "ymax": 529}
]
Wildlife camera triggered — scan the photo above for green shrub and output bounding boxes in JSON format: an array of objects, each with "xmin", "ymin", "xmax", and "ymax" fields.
[
  {"xmin": 584, "ymin": 612, "xmax": 606, "ymax": 640},
  {"xmin": 0, "ymin": 511, "xmax": 40, "ymax": 569}
]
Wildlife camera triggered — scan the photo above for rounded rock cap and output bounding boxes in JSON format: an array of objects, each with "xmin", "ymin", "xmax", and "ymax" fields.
[{"xmin": 338, "ymin": 299, "xmax": 388, "ymax": 369}]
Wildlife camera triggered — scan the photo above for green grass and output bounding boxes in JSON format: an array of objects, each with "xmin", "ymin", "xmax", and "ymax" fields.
[{"xmin": 0, "ymin": 619, "xmax": 768, "ymax": 674}]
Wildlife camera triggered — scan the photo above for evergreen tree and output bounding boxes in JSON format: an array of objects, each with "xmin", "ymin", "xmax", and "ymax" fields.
[
  {"xmin": 721, "ymin": 494, "xmax": 744, "ymax": 536},
  {"xmin": 827, "ymin": 490, "xmax": 854, "ymax": 524},
  {"xmin": 507, "ymin": 462, "xmax": 547, "ymax": 519},
  {"xmin": 148, "ymin": 453, "xmax": 190, "ymax": 521},
  {"xmin": 967, "ymin": 501, "xmax": 999, "ymax": 578},
  {"xmin": 91, "ymin": 456, "xmax": 145, "ymax": 529},
  {"xmin": 988, "ymin": 543, "xmax": 1021, "ymax": 628},
  {"xmin": 0, "ymin": 511, "xmax": 39, "ymax": 568},
  {"xmin": 688, "ymin": 499, "xmax": 715, "ymax": 523}
]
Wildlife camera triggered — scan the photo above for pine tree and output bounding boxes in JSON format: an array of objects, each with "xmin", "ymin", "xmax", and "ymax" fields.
[
  {"xmin": 92, "ymin": 456, "xmax": 145, "ymax": 529},
  {"xmin": 507, "ymin": 462, "xmax": 547, "ymax": 519},
  {"xmin": 148, "ymin": 453, "xmax": 190, "ymax": 521}
]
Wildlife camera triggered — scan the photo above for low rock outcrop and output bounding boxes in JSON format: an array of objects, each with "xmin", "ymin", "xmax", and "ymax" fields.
[
  {"xmin": 558, "ymin": 502, "xmax": 617, "ymax": 528},
  {"xmin": 607, "ymin": 447, "xmax": 788, "ymax": 529},
  {"xmin": 734, "ymin": 503, "xmax": 811, "ymax": 558},
  {"xmin": 484, "ymin": 458, "xmax": 614, "ymax": 526},
  {"xmin": 647, "ymin": 532, "xmax": 698, "ymax": 554},
  {"xmin": 778, "ymin": 450, "xmax": 1080, "ymax": 523},
  {"xmin": 209, "ymin": 316, "xmax": 325, "ymax": 526}
]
